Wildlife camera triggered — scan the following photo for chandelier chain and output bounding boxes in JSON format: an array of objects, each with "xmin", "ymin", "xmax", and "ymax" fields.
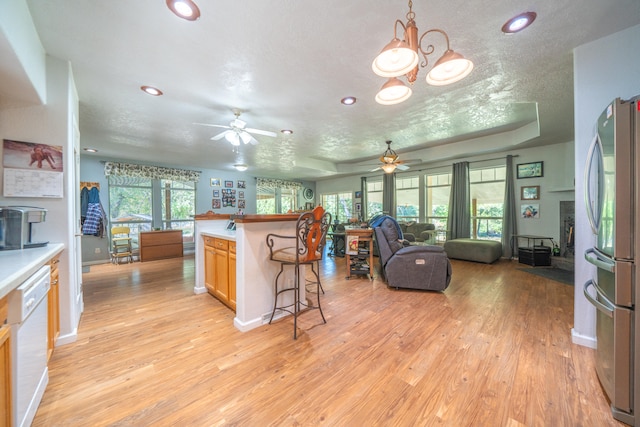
[{"xmin": 406, "ymin": 0, "xmax": 415, "ymax": 21}]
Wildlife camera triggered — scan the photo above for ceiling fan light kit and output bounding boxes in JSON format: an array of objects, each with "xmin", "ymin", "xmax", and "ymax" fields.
[
  {"xmin": 195, "ymin": 110, "xmax": 276, "ymax": 147},
  {"xmin": 381, "ymin": 163, "xmax": 397, "ymax": 173},
  {"xmin": 373, "ymin": 0, "xmax": 473, "ymax": 104},
  {"xmin": 372, "ymin": 141, "xmax": 412, "ymax": 173}
]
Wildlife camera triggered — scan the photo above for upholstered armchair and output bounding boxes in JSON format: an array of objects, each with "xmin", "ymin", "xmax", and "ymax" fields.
[
  {"xmin": 374, "ymin": 216, "xmax": 452, "ymax": 291},
  {"xmin": 398, "ymin": 221, "xmax": 437, "ymax": 244}
]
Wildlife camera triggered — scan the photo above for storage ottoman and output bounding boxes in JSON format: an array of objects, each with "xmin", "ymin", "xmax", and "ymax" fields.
[{"xmin": 444, "ymin": 238, "xmax": 502, "ymax": 264}]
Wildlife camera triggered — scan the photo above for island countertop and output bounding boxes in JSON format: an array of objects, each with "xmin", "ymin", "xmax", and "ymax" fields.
[
  {"xmin": 231, "ymin": 213, "xmax": 300, "ymax": 223},
  {"xmin": 0, "ymin": 243, "xmax": 65, "ymax": 299}
]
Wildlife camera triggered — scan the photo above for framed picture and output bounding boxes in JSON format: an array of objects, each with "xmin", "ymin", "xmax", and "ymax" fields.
[
  {"xmin": 521, "ymin": 185, "xmax": 540, "ymax": 200},
  {"xmin": 237, "ymin": 180, "xmax": 246, "ymax": 188},
  {"xmin": 355, "ymin": 190, "xmax": 362, "ymax": 199},
  {"xmin": 238, "ymin": 191, "xmax": 244, "ymax": 199},
  {"xmin": 224, "ymin": 180, "xmax": 233, "ymax": 188},
  {"xmin": 521, "ymin": 204, "xmax": 539, "ymax": 219},
  {"xmin": 212, "ymin": 198, "xmax": 221, "ymax": 209},
  {"xmin": 213, "ymin": 190, "xmax": 220, "ymax": 198},
  {"xmin": 517, "ymin": 161, "xmax": 543, "ymax": 179},
  {"xmin": 238, "ymin": 199, "xmax": 246, "ymax": 209},
  {"xmin": 210, "ymin": 178, "xmax": 221, "ymax": 187}
]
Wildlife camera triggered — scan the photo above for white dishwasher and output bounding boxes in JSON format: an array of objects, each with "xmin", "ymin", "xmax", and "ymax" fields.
[{"xmin": 8, "ymin": 264, "xmax": 51, "ymax": 427}]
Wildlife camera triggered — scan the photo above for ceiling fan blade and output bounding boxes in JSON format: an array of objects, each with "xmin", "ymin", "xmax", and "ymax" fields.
[
  {"xmin": 194, "ymin": 122, "xmax": 232, "ymax": 130},
  {"xmin": 211, "ymin": 131, "xmax": 228, "ymax": 141},
  {"xmin": 370, "ymin": 166, "xmax": 382, "ymax": 172},
  {"xmin": 396, "ymin": 164, "xmax": 411, "ymax": 171},
  {"xmin": 245, "ymin": 128, "xmax": 277, "ymax": 137}
]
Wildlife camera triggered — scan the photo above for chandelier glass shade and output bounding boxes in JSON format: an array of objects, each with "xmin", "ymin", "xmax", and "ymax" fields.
[
  {"xmin": 373, "ymin": 1, "xmax": 473, "ymax": 104},
  {"xmin": 374, "ymin": 77, "xmax": 413, "ymax": 105}
]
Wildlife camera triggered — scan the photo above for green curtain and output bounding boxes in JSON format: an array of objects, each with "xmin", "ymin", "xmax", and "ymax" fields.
[
  {"xmin": 447, "ymin": 162, "xmax": 470, "ymax": 239},
  {"xmin": 501, "ymin": 155, "xmax": 517, "ymax": 257}
]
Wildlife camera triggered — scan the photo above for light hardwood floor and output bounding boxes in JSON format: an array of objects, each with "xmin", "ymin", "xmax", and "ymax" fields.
[{"xmin": 33, "ymin": 254, "xmax": 624, "ymax": 426}]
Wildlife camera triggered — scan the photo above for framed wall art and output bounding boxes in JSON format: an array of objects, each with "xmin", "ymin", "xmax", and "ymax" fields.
[
  {"xmin": 210, "ymin": 178, "xmax": 221, "ymax": 187},
  {"xmin": 224, "ymin": 180, "xmax": 233, "ymax": 188},
  {"xmin": 237, "ymin": 180, "xmax": 246, "ymax": 188},
  {"xmin": 521, "ymin": 204, "xmax": 539, "ymax": 219},
  {"xmin": 516, "ymin": 161, "xmax": 543, "ymax": 179},
  {"xmin": 213, "ymin": 190, "xmax": 220, "ymax": 197},
  {"xmin": 520, "ymin": 185, "xmax": 540, "ymax": 200}
]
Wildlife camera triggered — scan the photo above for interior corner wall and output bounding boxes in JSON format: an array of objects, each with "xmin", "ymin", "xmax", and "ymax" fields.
[{"xmin": 572, "ymin": 24, "xmax": 640, "ymax": 347}]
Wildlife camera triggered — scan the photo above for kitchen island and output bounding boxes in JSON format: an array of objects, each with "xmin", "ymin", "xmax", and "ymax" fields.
[{"xmin": 194, "ymin": 212, "xmax": 304, "ymax": 332}]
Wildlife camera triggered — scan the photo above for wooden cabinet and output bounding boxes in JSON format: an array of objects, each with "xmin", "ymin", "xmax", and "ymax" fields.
[
  {"xmin": 202, "ymin": 235, "xmax": 236, "ymax": 311},
  {"xmin": 204, "ymin": 237, "xmax": 216, "ymax": 295},
  {"xmin": 139, "ymin": 230, "xmax": 183, "ymax": 262},
  {"xmin": 214, "ymin": 239, "xmax": 229, "ymax": 303},
  {"xmin": 48, "ymin": 254, "xmax": 61, "ymax": 360},
  {"xmin": 0, "ymin": 296, "xmax": 11, "ymax": 427},
  {"xmin": 228, "ymin": 241, "xmax": 236, "ymax": 310}
]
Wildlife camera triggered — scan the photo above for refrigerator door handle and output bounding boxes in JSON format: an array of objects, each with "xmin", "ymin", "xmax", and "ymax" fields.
[
  {"xmin": 583, "ymin": 279, "xmax": 614, "ymax": 318},
  {"xmin": 583, "ymin": 133, "xmax": 602, "ymax": 235},
  {"xmin": 584, "ymin": 248, "xmax": 615, "ymax": 272}
]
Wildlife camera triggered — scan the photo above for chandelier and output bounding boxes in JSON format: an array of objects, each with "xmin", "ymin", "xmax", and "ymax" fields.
[{"xmin": 372, "ymin": 0, "xmax": 473, "ymax": 105}]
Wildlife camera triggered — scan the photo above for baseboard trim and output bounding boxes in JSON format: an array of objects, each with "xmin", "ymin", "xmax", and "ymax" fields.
[{"xmin": 571, "ymin": 328, "xmax": 596, "ymax": 348}]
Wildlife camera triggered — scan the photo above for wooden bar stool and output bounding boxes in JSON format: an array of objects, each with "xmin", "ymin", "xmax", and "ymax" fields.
[{"xmin": 265, "ymin": 206, "xmax": 332, "ymax": 339}]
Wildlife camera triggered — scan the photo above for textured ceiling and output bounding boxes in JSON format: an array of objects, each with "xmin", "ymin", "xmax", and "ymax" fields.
[{"xmin": 10, "ymin": 0, "xmax": 640, "ymax": 179}]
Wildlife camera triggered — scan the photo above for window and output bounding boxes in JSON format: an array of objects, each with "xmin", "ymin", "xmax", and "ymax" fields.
[
  {"xmin": 425, "ymin": 173, "xmax": 451, "ymax": 229},
  {"xmin": 108, "ymin": 176, "xmax": 153, "ymax": 237},
  {"xmin": 469, "ymin": 166, "xmax": 505, "ymax": 240},
  {"xmin": 321, "ymin": 192, "xmax": 353, "ymax": 223},
  {"xmin": 161, "ymin": 179, "xmax": 196, "ymax": 243},
  {"xmin": 365, "ymin": 179, "xmax": 383, "ymax": 219},
  {"xmin": 256, "ymin": 186, "xmax": 276, "ymax": 214},
  {"xmin": 396, "ymin": 176, "xmax": 419, "ymax": 222},
  {"xmin": 109, "ymin": 176, "xmax": 195, "ymax": 245},
  {"xmin": 256, "ymin": 186, "xmax": 298, "ymax": 214},
  {"xmin": 280, "ymin": 188, "xmax": 297, "ymax": 213}
]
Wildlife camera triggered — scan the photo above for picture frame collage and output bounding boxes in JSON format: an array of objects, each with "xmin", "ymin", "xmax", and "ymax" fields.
[{"xmin": 211, "ymin": 178, "xmax": 246, "ymax": 209}]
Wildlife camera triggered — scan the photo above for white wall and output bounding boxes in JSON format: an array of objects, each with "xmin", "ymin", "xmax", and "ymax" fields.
[
  {"xmin": 316, "ymin": 141, "xmax": 575, "ymax": 241},
  {"xmin": 572, "ymin": 24, "xmax": 640, "ymax": 347},
  {"xmin": 0, "ymin": 56, "xmax": 81, "ymax": 344}
]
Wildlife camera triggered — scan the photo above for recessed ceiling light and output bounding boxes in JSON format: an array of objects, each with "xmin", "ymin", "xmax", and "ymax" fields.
[
  {"xmin": 281, "ymin": 129, "xmax": 293, "ymax": 135},
  {"xmin": 83, "ymin": 148, "xmax": 98, "ymax": 153},
  {"xmin": 341, "ymin": 96, "xmax": 357, "ymax": 105},
  {"xmin": 234, "ymin": 164, "xmax": 248, "ymax": 172},
  {"xmin": 141, "ymin": 85, "xmax": 163, "ymax": 96},
  {"xmin": 502, "ymin": 12, "xmax": 536, "ymax": 34},
  {"xmin": 166, "ymin": 0, "xmax": 200, "ymax": 21}
]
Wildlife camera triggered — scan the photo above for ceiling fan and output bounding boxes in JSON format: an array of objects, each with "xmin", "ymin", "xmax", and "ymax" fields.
[
  {"xmin": 371, "ymin": 140, "xmax": 415, "ymax": 173},
  {"xmin": 194, "ymin": 110, "xmax": 277, "ymax": 146}
]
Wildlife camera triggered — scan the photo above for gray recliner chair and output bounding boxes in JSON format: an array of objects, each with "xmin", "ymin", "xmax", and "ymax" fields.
[{"xmin": 374, "ymin": 216, "xmax": 452, "ymax": 291}]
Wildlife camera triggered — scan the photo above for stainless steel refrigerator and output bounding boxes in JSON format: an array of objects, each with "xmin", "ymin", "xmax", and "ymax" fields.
[{"xmin": 584, "ymin": 96, "xmax": 639, "ymax": 425}]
